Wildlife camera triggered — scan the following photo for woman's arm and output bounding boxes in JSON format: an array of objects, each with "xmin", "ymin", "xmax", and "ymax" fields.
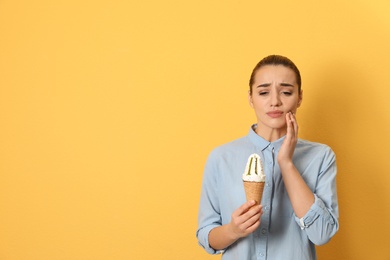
[
  {"xmin": 278, "ymin": 112, "xmax": 339, "ymax": 245},
  {"xmin": 278, "ymin": 112, "xmax": 314, "ymax": 218}
]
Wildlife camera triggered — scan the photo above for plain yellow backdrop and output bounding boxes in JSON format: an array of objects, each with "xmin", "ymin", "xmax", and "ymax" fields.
[{"xmin": 1, "ymin": 0, "xmax": 389, "ymax": 259}]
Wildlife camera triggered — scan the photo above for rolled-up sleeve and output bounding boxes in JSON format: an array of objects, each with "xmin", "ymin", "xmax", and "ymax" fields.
[
  {"xmin": 196, "ymin": 151, "xmax": 223, "ymax": 254},
  {"xmin": 196, "ymin": 224, "xmax": 222, "ymax": 254},
  {"xmin": 294, "ymin": 146, "xmax": 339, "ymax": 245}
]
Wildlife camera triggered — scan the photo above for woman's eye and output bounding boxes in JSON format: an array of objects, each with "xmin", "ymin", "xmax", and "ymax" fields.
[
  {"xmin": 282, "ymin": 92, "xmax": 292, "ymax": 96},
  {"xmin": 259, "ymin": 92, "xmax": 268, "ymax": 96}
]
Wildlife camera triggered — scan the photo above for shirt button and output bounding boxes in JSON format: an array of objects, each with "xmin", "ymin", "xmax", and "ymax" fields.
[
  {"xmin": 266, "ymin": 183, "xmax": 269, "ymax": 187},
  {"xmin": 265, "ymin": 206, "xmax": 270, "ymax": 210},
  {"xmin": 260, "ymin": 253, "xmax": 265, "ymax": 257},
  {"xmin": 261, "ymin": 228, "xmax": 267, "ymax": 234}
]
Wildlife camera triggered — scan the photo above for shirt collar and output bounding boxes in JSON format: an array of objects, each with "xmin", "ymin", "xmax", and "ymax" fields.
[{"xmin": 248, "ymin": 124, "xmax": 286, "ymax": 152}]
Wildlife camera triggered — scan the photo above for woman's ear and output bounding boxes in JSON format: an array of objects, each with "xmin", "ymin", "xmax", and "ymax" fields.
[
  {"xmin": 297, "ymin": 89, "xmax": 303, "ymax": 108},
  {"xmin": 248, "ymin": 91, "xmax": 254, "ymax": 108}
]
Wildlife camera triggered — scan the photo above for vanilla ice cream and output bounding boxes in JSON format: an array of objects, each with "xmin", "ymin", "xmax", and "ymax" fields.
[{"xmin": 242, "ymin": 153, "xmax": 265, "ymax": 182}]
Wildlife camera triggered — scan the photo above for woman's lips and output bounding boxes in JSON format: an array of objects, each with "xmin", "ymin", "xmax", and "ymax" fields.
[{"xmin": 266, "ymin": 111, "xmax": 284, "ymax": 118}]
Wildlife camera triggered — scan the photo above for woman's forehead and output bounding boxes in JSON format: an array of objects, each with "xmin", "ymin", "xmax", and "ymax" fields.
[{"xmin": 253, "ymin": 65, "xmax": 298, "ymax": 85}]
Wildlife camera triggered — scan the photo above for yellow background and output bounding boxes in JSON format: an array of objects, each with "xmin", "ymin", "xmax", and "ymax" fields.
[{"xmin": 1, "ymin": 0, "xmax": 389, "ymax": 259}]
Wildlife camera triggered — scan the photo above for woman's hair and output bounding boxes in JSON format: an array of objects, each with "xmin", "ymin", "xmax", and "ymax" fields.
[{"xmin": 249, "ymin": 55, "xmax": 301, "ymax": 95}]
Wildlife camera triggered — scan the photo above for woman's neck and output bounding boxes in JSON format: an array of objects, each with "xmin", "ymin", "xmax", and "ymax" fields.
[{"xmin": 255, "ymin": 125, "xmax": 286, "ymax": 142}]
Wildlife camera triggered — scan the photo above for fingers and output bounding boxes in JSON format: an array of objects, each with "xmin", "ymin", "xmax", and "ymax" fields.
[
  {"xmin": 233, "ymin": 200, "xmax": 255, "ymax": 215},
  {"xmin": 230, "ymin": 201, "xmax": 262, "ymax": 238},
  {"xmin": 290, "ymin": 112, "xmax": 298, "ymax": 135},
  {"xmin": 245, "ymin": 213, "xmax": 261, "ymax": 232},
  {"xmin": 241, "ymin": 206, "xmax": 262, "ymax": 231},
  {"xmin": 279, "ymin": 112, "xmax": 299, "ymax": 164},
  {"xmin": 286, "ymin": 112, "xmax": 298, "ymax": 139}
]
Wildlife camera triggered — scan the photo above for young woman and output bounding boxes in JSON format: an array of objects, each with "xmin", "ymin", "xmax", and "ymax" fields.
[{"xmin": 196, "ymin": 55, "xmax": 339, "ymax": 259}]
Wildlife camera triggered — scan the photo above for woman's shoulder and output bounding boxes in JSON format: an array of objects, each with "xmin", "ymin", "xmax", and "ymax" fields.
[
  {"xmin": 209, "ymin": 135, "xmax": 251, "ymax": 157},
  {"xmin": 297, "ymin": 139, "xmax": 335, "ymax": 156}
]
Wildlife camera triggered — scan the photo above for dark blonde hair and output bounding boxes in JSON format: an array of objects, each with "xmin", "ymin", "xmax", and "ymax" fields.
[{"xmin": 249, "ymin": 55, "xmax": 301, "ymax": 95}]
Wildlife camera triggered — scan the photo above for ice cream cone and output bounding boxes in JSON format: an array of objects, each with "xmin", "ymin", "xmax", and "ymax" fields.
[
  {"xmin": 243, "ymin": 181, "xmax": 265, "ymax": 207},
  {"xmin": 242, "ymin": 153, "xmax": 266, "ymax": 210}
]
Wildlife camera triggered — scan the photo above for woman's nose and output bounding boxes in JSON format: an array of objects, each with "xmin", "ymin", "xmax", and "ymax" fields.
[{"xmin": 270, "ymin": 91, "xmax": 282, "ymax": 106}]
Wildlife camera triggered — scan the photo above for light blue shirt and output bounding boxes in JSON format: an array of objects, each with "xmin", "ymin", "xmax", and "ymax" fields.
[{"xmin": 197, "ymin": 125, "xmax": 339, "ymax": 260}]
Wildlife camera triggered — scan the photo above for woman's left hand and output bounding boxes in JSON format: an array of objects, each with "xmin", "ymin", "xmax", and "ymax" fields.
[{"xmin": 278, "ymin": 112, "xmax": 298, "ymax": 165}]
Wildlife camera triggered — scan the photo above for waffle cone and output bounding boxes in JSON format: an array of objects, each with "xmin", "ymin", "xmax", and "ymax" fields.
[{"xmin": 243, "ymin": 181, "xmax": 265, "ymax": 207}]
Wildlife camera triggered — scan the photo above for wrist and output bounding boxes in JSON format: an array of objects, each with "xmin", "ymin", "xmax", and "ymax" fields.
[
  {"xmin": 227, "ymin": 222, "xmax": 241, "ymax": 241},
  {"xmin": 278, "ymin": 160, "xmax": 295, "ymax": 173}
]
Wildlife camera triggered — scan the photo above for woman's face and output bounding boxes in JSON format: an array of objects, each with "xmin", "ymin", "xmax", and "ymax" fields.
[{"xmin": 249, "ymin": 65, "xmax": 302, "ymax": 137}]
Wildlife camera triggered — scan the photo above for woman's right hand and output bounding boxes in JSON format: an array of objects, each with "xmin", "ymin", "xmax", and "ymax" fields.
[
  {"xmin": 228, "ymin": 200, "xmax": 263, "ymax": 240},
  {"xmin": 208, "ymin": 200, "xmax": 263, "ymax": 250}
]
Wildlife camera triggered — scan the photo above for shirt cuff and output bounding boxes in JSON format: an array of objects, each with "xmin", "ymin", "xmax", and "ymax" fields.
[
  {"xmin": 197, "ymin": 225, "xmax": 224, "ymax": 255},
  {"xmin": 294, "ymin": 194, "xmax": 333, "ymax": 230}
]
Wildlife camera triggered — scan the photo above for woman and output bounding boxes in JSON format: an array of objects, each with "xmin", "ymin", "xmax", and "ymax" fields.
[{"xmin": 196, "ymin": 55, "xmax": 339, "ymax": 259}]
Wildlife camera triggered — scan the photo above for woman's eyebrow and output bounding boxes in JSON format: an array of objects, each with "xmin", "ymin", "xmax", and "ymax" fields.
[
  {"xmin": 256, "ymin": 83, "xmax": 271, "ymax": 88},
  {"xmin": 280, "ymin": 83, "xmax": 294, "ymax": 87}
]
